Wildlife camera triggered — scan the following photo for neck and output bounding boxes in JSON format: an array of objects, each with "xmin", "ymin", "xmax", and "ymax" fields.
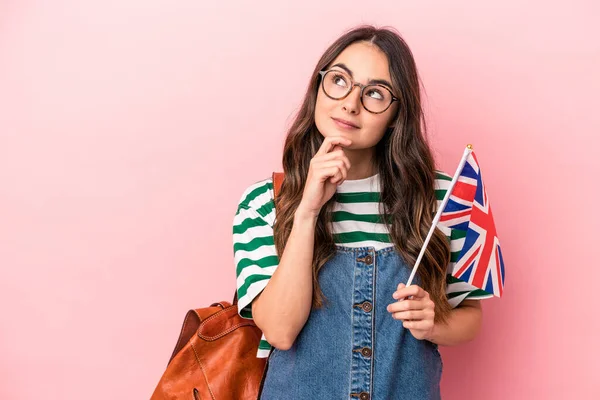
[{"xmin": 343, "ymin": 147, "xmax": 377, "ymax": 180}]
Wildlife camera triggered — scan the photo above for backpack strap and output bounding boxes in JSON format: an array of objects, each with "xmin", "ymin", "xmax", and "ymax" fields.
[
  {"xmin": 272, "ymin": 172, "xmax": 284, "ymax": 198},
  {"xmin": 167, "ymin": 309, "xmax": 202, "ymax": 366}
]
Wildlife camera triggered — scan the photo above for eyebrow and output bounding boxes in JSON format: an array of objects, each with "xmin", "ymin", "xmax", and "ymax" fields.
[{"xmin": 330, "ymin": 63, "xmax": 394, "ymax": 89}]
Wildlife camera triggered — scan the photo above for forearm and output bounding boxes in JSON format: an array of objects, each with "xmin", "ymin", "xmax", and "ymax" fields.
[
  {"xmin": 427, "ymin": 300, "xmax": 482, "ymax": 346},
  {"xmin": 252, "ymin": 210, "xmax": 317, "ymax": 350}
]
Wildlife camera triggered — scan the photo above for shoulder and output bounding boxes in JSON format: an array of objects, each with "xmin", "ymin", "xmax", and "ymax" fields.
[
  {"xmin": 235, "ymin": 177, "xmax": 276, "ymax": 220},
  {"xmin": 434, "ymin": 170, "xmax": 453, "ymax": 198},
  {"xmin": 434, "ymin": 170, "xmax": 452, "ymax": 191},
  {"xmin": 433, "ymin": 170, "xmax": 452, "ymax": 226}
]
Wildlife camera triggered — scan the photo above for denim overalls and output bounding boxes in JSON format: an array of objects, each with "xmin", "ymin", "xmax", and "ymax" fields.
[{"xmin": 259, "ymin": 245, "xmax": 443, "ymax": 400}]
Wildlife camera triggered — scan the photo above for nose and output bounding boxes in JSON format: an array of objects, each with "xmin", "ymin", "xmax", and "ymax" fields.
[{"xmin": 341, "ymin": 84, "xmax": 361, "ymax": 115}]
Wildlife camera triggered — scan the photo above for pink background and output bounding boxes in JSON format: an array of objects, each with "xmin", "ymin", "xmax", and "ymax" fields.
[{"xmin": 1, "ymin": 1, "xmax": 598, "ymax": 399}]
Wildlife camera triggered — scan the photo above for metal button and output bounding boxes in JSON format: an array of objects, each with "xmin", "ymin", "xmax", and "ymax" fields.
[
  {"xmin": 361, "ymin": 347, "xmax": 372, "ymax": 357},
  {"xmin": 361, "ymin": 302, "xmax": 373, "ymax": 312},
  {"xmin": 364, "ymin": 255, "xmax": 373, "ymax": 265},
  {"xmin": 359, "ymin": 393, "xmax": 370, "ymax": 400}
]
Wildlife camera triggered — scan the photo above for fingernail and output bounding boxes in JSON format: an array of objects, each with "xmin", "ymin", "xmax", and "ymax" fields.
[{"xmin": 393, "ymin": 292, "xmax": 399, "ymax": 299}]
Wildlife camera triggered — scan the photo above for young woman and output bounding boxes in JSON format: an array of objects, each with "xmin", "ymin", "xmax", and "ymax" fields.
[{"xmin": 233, "ymin": 25, "xmax": 488, "ymax": 399}]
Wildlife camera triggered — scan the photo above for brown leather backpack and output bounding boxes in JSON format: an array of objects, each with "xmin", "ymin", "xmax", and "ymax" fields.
[{"xmin": 150, "ymin": 172, "xmax": 284, "ymax": 400}]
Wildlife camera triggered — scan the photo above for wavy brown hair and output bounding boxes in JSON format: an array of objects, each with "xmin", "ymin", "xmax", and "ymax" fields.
[{"xmin": 273, "ymin": 25, "xmax": 452, "ymax": 323}]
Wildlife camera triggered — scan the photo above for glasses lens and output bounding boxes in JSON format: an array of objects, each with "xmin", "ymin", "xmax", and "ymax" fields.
[
  {"xmin": 362, "ymin": 85, "xmax": 393, "ymax": 113},
  {"xmin": 322, "ymin": 70, "xmax": 352, "ymax": 99},
  {"xmin": 321, "ymin": 70, "xmax": 395, "ymax": 113}
]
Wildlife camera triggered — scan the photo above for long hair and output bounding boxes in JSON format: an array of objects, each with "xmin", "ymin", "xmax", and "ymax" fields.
[{"xmin": 273, "ymin": 25, "xmax": 452, "ymax": 323}]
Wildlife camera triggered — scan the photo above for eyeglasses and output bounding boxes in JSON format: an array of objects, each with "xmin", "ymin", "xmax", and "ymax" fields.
[{"xmin": 318, "ymin": 69, "xmax": 398, "ymax": 114}]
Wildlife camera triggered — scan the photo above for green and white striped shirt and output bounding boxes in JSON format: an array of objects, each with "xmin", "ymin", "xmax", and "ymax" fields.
[{"xmin": 233, "ymin": 171, "xmax": 491, "ymax": 357}]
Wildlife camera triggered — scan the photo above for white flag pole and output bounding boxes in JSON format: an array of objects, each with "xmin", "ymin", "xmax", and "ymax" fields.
[{"xmin": 405, "ymin": 144, "xmax": 474, "ymax": 287}]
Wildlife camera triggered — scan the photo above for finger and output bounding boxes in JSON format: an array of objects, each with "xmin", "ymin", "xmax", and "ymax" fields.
[
  {"xmin": 317, "ymin": 149, "xmax": 344, "ymax": 161},
  {"xmin": 393, "ymin": 285, "xmax": 426, "ymax": 300},
  {"xmin": 319, "ymin": 161, "xmax": 348, "ymax": 183},
  {"xmin": 331, "ymin": 147, "xmax": 352, "ymax": 170},
  {"xmin": 319, "ymin": 166, "xmax": 346, "ymax": 183},
  {"xmin": 386, "ymin": 299, "xmax": 425, "ymax": 313},
  {"xmin": 313, "ymin": 145, "xmax": 351, "ymax": 168},
  {"xmin": 330, "ymin": 164, "xmax": 348, "ymax": 184},
  {"xmin": 394, "ymin": 283, "xmax": 413, "ymax": 300},
  {"xmin": 315, "ymin": 136, "xmax": 353, "ymax": 156},
  {"xmin": 403, "ymin": 320, "xmax": 434, "ymax": 331},
  {"xmin": 329, "ymin": 169, "xmax": 344, "ymax": 184},
  {"xmin": 320, "ymin": 160, "xmax": 348, "ymax": 177},
  {"xmin": 339, "ymin": 155, "xmax": 351, "ymax": 172},
  {"xmin": 315, "ymin": 151, "xmax": 352, "ymax": 173},
  {"xmin": 389, "ymin": 310, "xmax": 428, "ymax": 321},
  {"xmin": 330, "ymin": 173, "xmax": 343, "ymax": 184}
]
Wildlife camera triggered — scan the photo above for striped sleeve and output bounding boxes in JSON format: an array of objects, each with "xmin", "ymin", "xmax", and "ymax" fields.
[
  {"xmin": 435, "ymin": 171, "xmax": 494, "ymax": 308},
  {"xmin": 233, "ymin": 178, "xmax": 279, "ymax": 320}
]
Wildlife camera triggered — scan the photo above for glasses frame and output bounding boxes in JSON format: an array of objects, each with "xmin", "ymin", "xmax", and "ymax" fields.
[{"xmin": 318, "ymin": 69, "xmax": 399, "ymax": 114}]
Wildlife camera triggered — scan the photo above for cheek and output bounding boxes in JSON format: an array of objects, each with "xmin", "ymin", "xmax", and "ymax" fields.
[{"xmin": 362, "ymin": 116, "xmax": 391, "ymax": 144}]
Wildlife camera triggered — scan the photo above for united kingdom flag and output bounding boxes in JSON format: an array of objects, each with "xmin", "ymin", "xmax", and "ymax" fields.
[{"xmin": 439, "ymin": 150, "xmax": 505, "ymax": 297}]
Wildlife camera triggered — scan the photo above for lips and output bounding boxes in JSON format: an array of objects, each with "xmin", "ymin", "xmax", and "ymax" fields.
[{"xmin": 332, "ymin": 117, "xmax": 360, "ymax": 129}]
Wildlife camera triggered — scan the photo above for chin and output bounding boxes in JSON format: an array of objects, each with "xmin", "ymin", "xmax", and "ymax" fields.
[{"xmin": 316, "ymin": 119, "xmax": 353, "ymax": 143}]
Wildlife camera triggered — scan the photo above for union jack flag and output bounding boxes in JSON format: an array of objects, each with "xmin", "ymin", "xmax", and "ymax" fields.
[{"xmin": 439, "ymin": 150, "xmax": 505, "ymax": 297}]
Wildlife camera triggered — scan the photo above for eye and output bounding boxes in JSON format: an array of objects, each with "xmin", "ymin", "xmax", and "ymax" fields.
[
  {"xmin": 332, "ymin": 73, "xmax": 349, "ymax": 88},
  {"xmin": 365, "ymin": 88, "xmax": 385, "ymax": 101}
]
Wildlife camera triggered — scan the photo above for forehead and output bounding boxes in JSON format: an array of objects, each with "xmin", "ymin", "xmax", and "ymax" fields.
[{"xmin": 329, "ymin": 41, "xmax": 391, "ymax": 82}]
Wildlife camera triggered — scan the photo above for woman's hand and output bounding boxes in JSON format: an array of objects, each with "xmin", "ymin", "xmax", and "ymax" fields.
[
  {"xmin": 386, "ymin": 283, "xmax": 436, "ymax": 341},
  {"xmin": 296, "ymin": 136, "xmax": 352, "ymax": 218}
]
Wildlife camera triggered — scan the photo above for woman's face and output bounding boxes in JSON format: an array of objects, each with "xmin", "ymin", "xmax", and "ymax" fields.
[{"xmin": 314, "ymin": 41, "xmax": 399, "ymax": 150}]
